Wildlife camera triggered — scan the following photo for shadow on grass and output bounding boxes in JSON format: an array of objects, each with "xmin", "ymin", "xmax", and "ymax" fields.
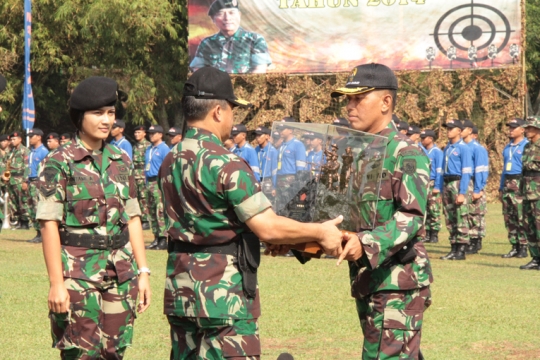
[{"xmin": 474, "ymin": 262, "xmax": 524, "ymax": 269}]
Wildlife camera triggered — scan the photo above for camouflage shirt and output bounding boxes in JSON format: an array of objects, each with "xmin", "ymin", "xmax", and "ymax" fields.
[
  {"xmin": 349, "ymin": 122, "xmax": 433, "ymax": 298},
  {"xmin": 133, "ymin": 138, "xmax": 150, "ymax": 179},
  {"xmin": 159, "ymin": 127, "xmax": 271, "ymax": 319},
  {"xmin": 0, "ymin": 149, "xmax": 8, "ymax": 177},
  {"xmin": 189, "ymin": 27, "xmax": 272, "ymax": 74},
  {"xmin": 36, "ymin": 135, "xmax": 142, "ymax": 284},
  {"xmin": 8, "ymin": 144, "xmax": 30, "ymax": 181},
  {"xmin": 521, "ymin": 137, "xmax": 540, "ymax": 200}
]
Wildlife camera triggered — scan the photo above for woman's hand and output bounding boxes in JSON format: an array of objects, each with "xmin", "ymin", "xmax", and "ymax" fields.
[
  {"xmin": 137, "ymin": 273, "xmax": 151, "ymax": 314},
  {"xmin": 48, "ymin": 283, "xmax": 70, "ymax": 313}
]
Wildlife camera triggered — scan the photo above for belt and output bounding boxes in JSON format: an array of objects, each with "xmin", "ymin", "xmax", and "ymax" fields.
[
  {"xmin": 444, "ymin": 175, "xmax": 461, "ymax": 182},
  {"xmin": 505, "ymin": 174, "xmax": 522, "ymax": 180},
  {"xmin": 133, "ymin": 164, "xmax": 145, "ymax": 170},
  {"xmin": 523, "ymin": 171, "xmax": 540, "ymax": 177},
  {"xmin": 147, "ymin": 176, "xmax": 158, "ymax": 182},
  {"xmin": 28, "ymin": 177, "xmax": 38, "ymax": 182},
  {"xmin": 60, "ymin": 230, "xmax": 130, "ymax": 250},
  {"xmin": 167, "ymin": 239, "xmax": 239, "ymax": 256},
  {"xmin": 10, "ymin": 171, "xmax": 23, "ymax": 177}
]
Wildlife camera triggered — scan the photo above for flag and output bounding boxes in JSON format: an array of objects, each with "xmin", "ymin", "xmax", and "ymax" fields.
[{"xmin": 22, "ymin": 0, "xmax": 35, "ymax": 131}]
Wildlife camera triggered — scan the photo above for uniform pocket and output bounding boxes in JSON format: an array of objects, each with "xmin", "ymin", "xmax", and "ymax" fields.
[
  {"xmin": 65, "ymin": 192, "xmax": 100, "ymax": 227},
  {"xmin": 222, "ymin": 334, "xmax": 261, "ymax": 358},
  {"xmin": 383, "ymin": 308, "xmax": 423, "ymax": 331},
  {"xmin": 49, "ymin": 308, "xmax": 77, "ymax": 350}
]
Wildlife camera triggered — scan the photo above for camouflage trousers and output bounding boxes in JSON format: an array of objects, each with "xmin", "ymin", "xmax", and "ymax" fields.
[
  {"xmin": 168, "ymin": 316, "xmax": 260, "ymax": 360},
  {"xmin": 50, "ymin": 276, "xmax": 138, "ymax": 359},
  {"xmin": 502, "ymin": 179, "xmax": 526, "ymax": 245},
  {"xmin": 355, "ymin": 287, "xmax": 431, "ymax": 360},
  {"xmin": 467, "ymin": 182, "xmax": 487, "ymax": 239},
  {"xmin": 7, "ymin": 177, "xmax": 29, "ymax": 223},
  {"xmin": 147, "ymin": 179, "xmax": 166, "ymax": 238},
  {"xmin": 135, "ymin": 178, "xmax": 150, "ymax": 224},
  {"xmin": 442, "ymin": 179, "xmax": 470, "ymax": 244},
  {"xmin": 28, "ymin": 180, "xmax": 39, "ymax": 230},
  {"xmin": 523, "ymin": 199, "xmax": 540, "ymax": 257},
  {"xmin": 425, "ymin": 180, "xmax": 441, "ymax": 232}
]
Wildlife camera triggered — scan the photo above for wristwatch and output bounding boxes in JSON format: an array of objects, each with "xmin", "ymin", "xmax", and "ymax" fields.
[{"xmin": 138, "ymin": 267, "xmax": 151, "ymax": 276}]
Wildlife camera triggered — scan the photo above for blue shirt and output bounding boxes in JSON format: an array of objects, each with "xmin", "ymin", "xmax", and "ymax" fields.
[
  {"xmin": 145, "ymin": 142, "xmax": 170, "ymax": 179},
  {"xmin": 500, "ymin": 137, "xmax": 528, "ymax": 190},
  {"xmin": 255, "ymin": 143, "xmax": 278, "ymax": 185},
  {"xmin": 233, "ymin": 142, "xmax": 260, "ymax": 182},
  {"xmin": 419, "ymin": 143, "xmax": 429, "ymax": 156},
  {"xmin": 439, "ymin": 139, "xmax": 473, "ymax": 194},
  {"xmin": 110, "ymin": 136, "xmax": 133, "ymax": 160},
  {"xmin": 277, "ymin": 138, "xmax": 307, "ymax": 176},
  {"xmin": 29, "ymin": 144, "xmax": 49, "ymax": 178},
  {"xmin": 426, "ymin": 144, "xmax": 444, "ymax": 190},
  {"xmin": 466, "ymin": 140, "xmax": 489, "ymax": 193},
  {"xmin": 306, "ymin": 149, "xmax": 326, "ymax": 176}
]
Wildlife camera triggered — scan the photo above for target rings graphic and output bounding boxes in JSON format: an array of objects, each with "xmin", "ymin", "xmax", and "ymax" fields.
[{"xmin": 432, "ymin": 1, "xmax": 514, "ymax": 63}]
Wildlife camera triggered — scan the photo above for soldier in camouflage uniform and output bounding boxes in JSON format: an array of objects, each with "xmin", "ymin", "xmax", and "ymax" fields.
[
  {"xmin": 0, "ymin": 134, "xmax": 10, "ymax": 224},
  {"xmin": 132, "ymin": 125, "xmax": 151, "ymax": 230},
  {"xmin": 333, "ymin": 64, "xmax": 433, "ymax": 360},
  {"xmin": 189, "ymin": 0, "xmax": 272, "ymax": 74},
  {"xmin": 4, "ymin": 131, "xmax": 30, "ymax": 229},
  {"xmin": 158, "ymin": 67, "xmax": 344, "ymax": 360},
  {"xmin": 519, "ymin": 116, "xmax": 540, "ymax": 269},
  {"xmin": 36, "ymin": 76, "xmax": 151, "ymax": 359}
]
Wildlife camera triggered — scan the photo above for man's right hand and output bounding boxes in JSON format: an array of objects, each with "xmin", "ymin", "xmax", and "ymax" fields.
[
  {"xmin": 48, "ymin": 283, "xmax": 70, "ymax": 313},
  {"xmin": 317, "ymin": 215, "xmax": 344, "ymax": 257}
]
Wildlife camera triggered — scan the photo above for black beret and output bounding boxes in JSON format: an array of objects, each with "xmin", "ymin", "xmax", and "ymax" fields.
[
  {"xmin": 69, "ymin": 76, "xmax": 118, "ymax": 111},
  {"xmin": 10, "ymin": 131, "xmax": 22, "ymax": 138},
  {"xmin": 0, "ymin": 134, "xmax": 8, "ymax": 141},
  {"xmin": 331, "ymin": 63, "xmax": 398, "ymax": 98},
  {"xmin": 27, "ymin": 128, "xmax": 44, "ymax": 136},
  {"xmin": 46, "ymin": 132, "xmax": 60, "ymax": 140},
  {"xmin": 0, "ymin": 74, "xmax": 6, "ymax": 94},
  {"xmin": 134, "ymin": 125, "xmax": 146, "ymax": 131},
  {"xmin": 208, "ymin": 0, "xmax": 239, "ymax": 17},
  {"xmin": 147, "ymin": 125, "xmax": 164, "ymax": 134},
  {"xmin": 60, "ymin": 133, "xmax": 73, "ymax": 140}
]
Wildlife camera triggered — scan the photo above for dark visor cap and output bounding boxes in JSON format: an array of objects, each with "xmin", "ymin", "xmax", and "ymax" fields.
[
  {"xmin": 506, "ymin": 118, "xmax": 525, "ymax": 128},
  {"xmin": 442, "ymin": 119, "xmax": 464, "ymax": 130},
  {"xmin": 331, "ymin": 63, "xmax": 398, "ymax": 98},
  {"xmin": 420, "ymin": 129, "xmax": 436, "ymax": 139}
]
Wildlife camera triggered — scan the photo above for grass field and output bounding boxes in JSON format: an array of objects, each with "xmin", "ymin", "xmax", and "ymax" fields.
[{"xmin": 1, "ymin": 204, "xmax": 539, "ymax": 359}]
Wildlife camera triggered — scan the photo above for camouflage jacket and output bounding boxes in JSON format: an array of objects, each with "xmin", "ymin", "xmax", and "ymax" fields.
[
  {"xmin": 159, "ymin": 127, "xmax": 271, "ymax": 319},
  {"xmin": 8, "ymin": 144, "xmax": 30, "ymax": 182},
  {"xmin": 349, "ymin": 122, "xmax": 433, "ymax": 298},
  {"xmin": 36, "ymin": 135, "xmax": 141, "ymax": 283},
  {"xmin": 133, "ymin": 139, "xmax": 150, "ymax": 179},
  {"xmin": 521, "ymin": 137, "xmax": 540, "ymax": 200},
  {"xmin": 0, "ymin": 149, "xmax": 8, "ymax": 177},
  {"xmin": 189, "ymin": 27, "xmax": 272, "ymax": 74}
]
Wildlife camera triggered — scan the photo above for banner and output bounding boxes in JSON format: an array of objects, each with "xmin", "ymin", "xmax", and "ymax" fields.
[
  {"xmin": 188, "ymin": 0, "xmax": 522, "ymax": 74},
  {"xmin": 22, "ymin": 0, "xmax": 35, "ymax": 131}
]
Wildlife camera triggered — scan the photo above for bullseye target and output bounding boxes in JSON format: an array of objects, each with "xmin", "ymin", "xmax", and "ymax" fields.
[{"xmin": 431, "ymin": 1, "xmax": 514, "ymax": 63}]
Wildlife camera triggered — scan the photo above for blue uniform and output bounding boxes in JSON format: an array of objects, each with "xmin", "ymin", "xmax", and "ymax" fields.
[
  {"xmin": 306, "ymin": 149, "xmax": 326, "ymax": 176},
  {"xmin": 29, "ymin": 144, "xmax": 49, "ymax": 178},
  {"xmin": 145, "ymin": 142, "xmax": 170, "ymax": 179},
  {"xmin": 255, "ymin": 143, "xmax": 278, "ymax": 185},
  {"xmin": 277, "ymin": 138, "xmax": 307, "ymax": 175},
  {"xmin": 419, "ymin": 143, "xmax": 429, "ymax": 156},
  {"xmin": 110, "ymin": 136, "xmax": 133, "ymax": 160},
  {"xmin": 426, "ymin": 145, "xmax": 444, "ymax": 190},
  {"xmin": 500, "ymin": 138, "xmax": 528, "ymax": 190},
  {"xmin": 233, "ymin": 142, "xmax": 260, "ymax": 182},
  {"xmin": 467, "ymin": 140, "xmax": 489, "ymax": 194},
  {"xmin": 439, "ymin": 140, "xmax": 473, "ymax": 194}
]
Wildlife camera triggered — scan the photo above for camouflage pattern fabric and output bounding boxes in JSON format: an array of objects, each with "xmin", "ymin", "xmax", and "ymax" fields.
[
  {"xmin": 7, "ymin": 144, "xmax": 30, "ymax": 223},
  {"xmin": 190, "ymin": 28, "xmax": 272, "ymax": 74},
  {"xmin": 50, "ymin": 276, "xmax": 138, "ymax": 359},
  {"xmin": 425, "ymin": 179, "xmax": 441, "ymax": 232},
  {"xmin": 28, "ymin": 180, "xmax": 39, "ymax": 230},
  {"xmin": 356, "ymin": 287, "xmax": 431, "ymax": 360},
  {"xmin": 133, "ymin": 139, "xmax": 150, "ymax": 223},
  {"xmin": 523, "ymin": 200, "xmax": 540, "ymax": 257},
  {"xmin": 168, "ymin": 316, "xmax": 260, "ymax": 360},
  {"xmin": 467, "ymin": 181, "xmax": 487, "ymax": 239},
  {"xmin": 502, "ymin": 178, "xmax": 526, "ymax": 245},
  {"xmin": 442, "ymin": 180, "xmax": 470, "ymax": 244},
  {"xmin": 521, "ymin": 138, "xmax": 540, "ymax": 256},
  {"xmin": 147, "ymin": 180, "xmax": 166, "ymax": 238}
]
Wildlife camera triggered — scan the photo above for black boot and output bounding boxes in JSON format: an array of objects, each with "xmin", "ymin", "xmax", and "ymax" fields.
[
  {"xmin": 27, "ymin": 230, "xmax": 42, "ymax": 243},
  {"xmin": 20, "ymin": 220, "xmax": 29, "ymax": 230},
  {"xmin": 502, "ymin": 244, "xmax": 518, "ymax": 258},
  {"xmin": 430, "ymin": 231, "xmax": 439, "ymax": 243},
  {"xmin": 516, "ymin": 244, "xmax": 528, "ymax": 258},
  {"xmin": 150, "ymin": 236, "xmax": 167, "ymax": 250},
  {"xmin": 145, "ymin": 236, "xmax": 159, "ymax": 249},
  {"xmin": 440, "ymin": 244, "xmax": 456, "ymax": 260},
  {"xmin": 452, "ymin": 244, "xmax": 466, "ymax": 260},
  {"xmin": 423, "ymin": 230, "xmax": 431, "ymax": 243},
  {"xmin": 465, "ymin": 239, "xmax": 478, "ymax": 254},
  {"xmin": 519, "ymin": 257, "xmax": 540, "ymax": 270},
  {"xmin": 477, "ymin": 238, "xmax": 483, "ymax": 251},
  {"xmin": 141, "ymin": 221, "xmax": 151, "ymax": 230}
]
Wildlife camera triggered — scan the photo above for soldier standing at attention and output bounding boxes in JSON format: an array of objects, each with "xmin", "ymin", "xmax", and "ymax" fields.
[
  {"xmin": 420, "ymin": 129, "xmax": 444, "ymax": 243},
  {"xmin": 46, "ymin": 133, "xmax": 60, "ymax": 151},
  {"xmin": 36, "ymin": 76, "xmax": 151, "ymax": 359},
  {"xmin": 500, "ymin": 118, "xmax": 528, "ymax": 258},
  {"xmin": 0, "ymin": 134, "xmax": 9, "ymax": 226},
  {"xmin": 167, "ymin": 126, "xmax": 183, "ymax": 149},
  {"xmin": 26, "ymin": 128, "xmax": 49, "ymax": 244},
  {"xmin": 145, "ymin": 124, "xmax": 170, "ymax": 250},
  {"xmin": 333, "ymin": 63, "xmax": 432, "ymax": 360},
  {"xmin": 438, "ymin": 120, "xmax": 473, "ymax": 260},
  {"xmin": 158, "ymin": 67, "xmax": 344, "ymax": 359},
  {"xmin": 461, "ymin": 119, "xmax": 489, "ymax": 254},
  {"xmin": 110, "ymin": 119, "xmax": 133, "ymax": 160},
  {"xmin": 472, "ymin": 125, "xmax": 488, "ymax": 250},
  {"xmin": 407, "ymin": 125, "xmax": 422, "ymax": 145},
  {"xmin": 3, "ymin": 131, "xmax": 30, "ymax": 229},
  {"xmin": 519, "ymin": 116, "xmax": 540, "ymax": 270},
  {"xmin": 231, "ymin": 124, "xmax": 261, "ymax": 181},
  {"xmin": 132, "ymin": 125, "xmax": 151, "ymax": 231}
]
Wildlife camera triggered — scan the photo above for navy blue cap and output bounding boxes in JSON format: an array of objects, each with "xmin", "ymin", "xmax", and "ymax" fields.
[
  {"xmin": 167, "ymin": 126, "xmax": 182, "ymax": 136},
  {"xmin": 333, "ymin": 117, "xmax": 350, "ymax": 128},
  {"xmin": 231, "ymin": 124, "xmax": 247, "ymax": 134},
  {"xmin": 27, "ymin": 128, "xmax": 44, "ymax": 136},
  {"xmin": 407, "ymin": 125, "xmax": 421, "ymax": 135},
  {"xmin": 461, "ymin": 119, "xmax": 475, "ymax": 129},
  {"xmin": 147, "ymin": 125, "xmax": 164, "ymax": 133},
  {"xmin": 420, "ymin": 129, "xmax": 436, "ymax": 139},
  {"xmin": 442, "ymin": 119, "xmax": 464, "ymax": 130},
  {"xmin": 254, "ymin": 126, "xmax": 271, "ymax": 135},
  {"xmin": 506, "ymin": 118, "xmax": 525, "ymax": 128},
  {"xmin": 397, "ymin": 121, "xmax": 409, "ymax": 131},
  {"xmin": 112, "ymin": 119, "xmax": 126, "ymax": 129}
]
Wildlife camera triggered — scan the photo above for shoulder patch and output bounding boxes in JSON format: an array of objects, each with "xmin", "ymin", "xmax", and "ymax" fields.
[
  {"xmin": 43, "ymin": 166, "xmax": 58, "ymax": 182},
  {"xmin": 402, "ymin": 159, "xmax": 417, "ymax": 175}
]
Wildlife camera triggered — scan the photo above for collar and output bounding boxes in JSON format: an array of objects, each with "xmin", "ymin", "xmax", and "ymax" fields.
[
  {"xmin": 70, "ymin": 135, "xmax": 122, "ymax": 162},
  {"xmin": 185, "ymin": 127, "xmax": 222, "ymax": 146},
  {"xmin": 217, "ymin": 27, "xmax": 245, "ymax": 40},
  {"xmin": 378, "ymin": 121, "xmax": 398, "ymax": 137}
]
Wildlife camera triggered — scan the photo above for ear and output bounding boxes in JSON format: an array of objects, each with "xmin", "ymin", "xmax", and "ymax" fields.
[
  {"xmin": 380, "ymin": 92, "xmax": 393, "ymax": 113},
  {"xmin": 213, "ymin": 104, "xmax": 224, "ymax": 123}
]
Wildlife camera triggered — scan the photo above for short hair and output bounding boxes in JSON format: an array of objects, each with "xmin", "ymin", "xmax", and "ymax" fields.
[
  {"xmin": 182, "ymin": 96, "xmax": 230, "ymax": 122},
  {"xmin": 382, "ymin": 89, "xmax": 397, "ymax": 111}
]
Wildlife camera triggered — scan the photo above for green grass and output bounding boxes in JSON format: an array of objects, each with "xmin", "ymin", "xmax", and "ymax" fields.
[{"xmin": 1, "ymin": 204, "xmax": 539, "ymax": 359}]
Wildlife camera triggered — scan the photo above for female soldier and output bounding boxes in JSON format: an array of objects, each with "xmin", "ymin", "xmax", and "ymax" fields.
[{"xmin": 36, "ymin": 76, "xmax": 151, "ymax": 359}]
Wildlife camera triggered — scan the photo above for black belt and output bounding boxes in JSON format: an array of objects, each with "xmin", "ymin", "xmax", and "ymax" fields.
[
  {"xmin": 147, "ymin": 176, "xmax": 158, "ymax": 182},
  {"xmin": 28, "ymin": 177, "xmax": 38, "ymax": 182},
  {"xmin": 10, "ymin": 171, "xmax": 23, "ymax": 177},
  {"xmin": 60, "ymin": 230, "xmax": 129, "ymax": 250},
  {"xmin": 133, "ymin": 164, "xmax": 145, "ymax": 170},
  {"xmin": 505, "ymin": 174, "xmax": 522, "ymax": 180},
  {"xmin": 444, "ymin": 175, "xmax": 461, "ymax": 182},
  {"xmin": 523, "ymin": 171, "xmax": 540, "ymax": 177},
  {"xmin": 168, "ymin": 239, "xmax": 239, "ymax": 256}
]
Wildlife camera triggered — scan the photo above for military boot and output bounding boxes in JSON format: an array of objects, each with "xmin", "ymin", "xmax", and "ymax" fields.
[
  {"xmin": 465, "ymin": 239, "xmax": 478, "ymax": 254},
  {"xmin": 422, "ymin": 230, "xmax": 431, "ymax": 243},
  {"xmin": 150, "ymin": 237, "xmax": 167, "ymax": 250},
  {"xmin": 502, "ymin": 244, "xmax": 518, "ymax": 258},
  {"xmin": 477, "ymin": 238, "xmax": 483, "ymax": 251},
  {"xmin": 20, "ymin": 220, "xmax": 29, "ymax": 230},
  {"xmin": 430, "ymin": 231, "xmax": 439, "ymax": 243},
  {"xmin": 141, "ymin": 221, "xmax": 151, "ymax": 230},
  {"xmin": 519, "ymin": 257, "xmax": 540, "ymax": 270},
  {"xmin": 440, "ymin": 244, "xmax": 456, "ymax": 260},
  {"xmin": 27, "ymin": 230, "xmax": 42, "ymax": 243},
  {"xmin": 516, "ymin": 244, "xmax": 528, "ymax": 258},
  {"xmin": 145, "ymin": 236, "xmax": 159, "ymax": 249},
  {"xmin": 452, "ymin": 244, "xmax": 466, "ymax": 260}
]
